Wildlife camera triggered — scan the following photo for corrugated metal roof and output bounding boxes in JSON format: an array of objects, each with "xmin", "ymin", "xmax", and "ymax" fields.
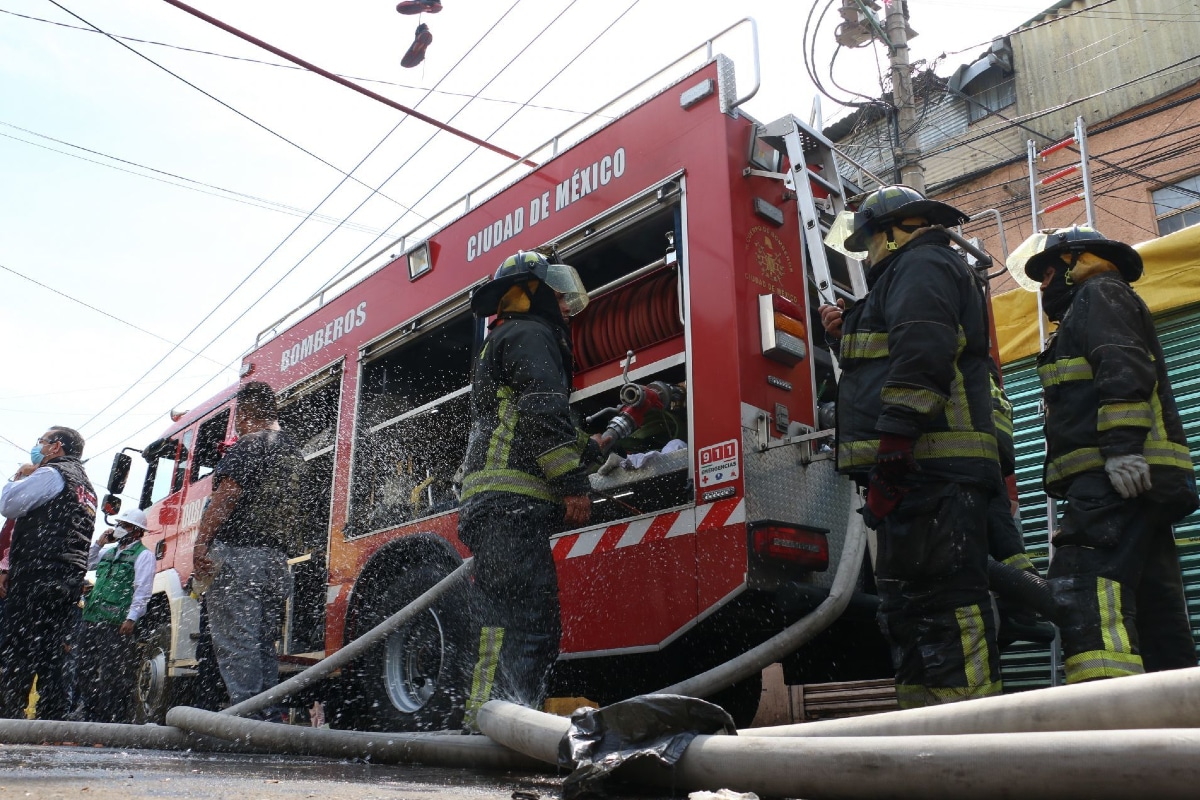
[{"xmin": 1015, "ymin": 0, "xmax": 1081, "ymax": 31}]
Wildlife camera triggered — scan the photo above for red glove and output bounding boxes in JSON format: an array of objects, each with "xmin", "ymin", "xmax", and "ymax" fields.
[
  {"xmin": 861, "ymin": 434, "xmax": 918, "ymax": 529},
  {"xmin": 875, "ymin": 433, "xmax": 918, "ymax": 479}
]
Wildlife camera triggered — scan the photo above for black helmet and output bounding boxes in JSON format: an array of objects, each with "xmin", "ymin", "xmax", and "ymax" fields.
[
  {"xmin": 470, "ymin": 250, "xmax": 589, "ymax": 317},
  {"xmin": 1024, "ymin": 225, "xmax": 1142, "ymax": 284},
  {"xmin": 843, "ymin": 184, "xmax": 970, "ymax": 252}
]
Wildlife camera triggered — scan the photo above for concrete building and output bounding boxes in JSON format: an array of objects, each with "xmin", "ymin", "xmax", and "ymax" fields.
[{"xmin": 828, "ymin": 0, "xmax": 1200, "ymax": 292}]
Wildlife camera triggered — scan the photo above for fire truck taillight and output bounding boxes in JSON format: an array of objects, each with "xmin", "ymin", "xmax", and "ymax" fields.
[
  {"xmin": 759, "ymin": 294, "xmax": 807, "ymax": 366},
  {"xmin": 750, "ymin": 522, "xmax": 829, "ymax": 571}
]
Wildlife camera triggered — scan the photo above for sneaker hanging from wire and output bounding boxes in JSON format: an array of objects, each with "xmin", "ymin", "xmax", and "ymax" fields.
[
  {"xmin": 401, "ymin": 22, "xmax": 433, "ymax": 69},
  {"xmin": 397, "ymin": 0, "xmax": 442, "ymax": 14}
]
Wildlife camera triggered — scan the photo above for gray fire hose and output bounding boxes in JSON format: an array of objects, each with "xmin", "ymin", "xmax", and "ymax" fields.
[
  {"xmin": 0, "ymin": 718, "xmax": 250, "ymax": 752},
  {"xmin": 744, "ymin": 664, "xmax": 1200, "ymax": 738},
  {"xmin": 167, "ymin": 705, "xmax": 540, "ymax": 769},
  {"xmin": 221, "ymin": 557, "xmax": 474, "ymax": 718},
  {"xmin": 476, "ymin": 699, "xmax": 1200, "ymax": 800},
  {"xmin": 657, "ymin": 481, "xmax": 866, "ymax": 698}
]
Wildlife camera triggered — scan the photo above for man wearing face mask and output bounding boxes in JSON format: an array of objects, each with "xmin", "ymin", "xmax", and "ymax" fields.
[
  {"xmin": 71, "ymin": 508, "xmax": 155, "ymax": 722},
  {"xmin": 1026, "ymin": 226, "xmax": 1197, "ymax": 683},
  {"xmin": 818, "ymin": 186, "xmax": 1003, "ymax": 708},
  {"xmin": 0, "ymin": 426, "xmax": 97, "ymax": 719},
  {"xmin": 459, "ymin": 251, "xmax": 598, "ymax": 731}
]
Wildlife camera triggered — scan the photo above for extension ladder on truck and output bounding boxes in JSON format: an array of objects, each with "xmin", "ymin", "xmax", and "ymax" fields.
[
  {"xmin": 757, "ymin": 115, "xmax": 869, "ymax": 315},
  {"xmin": 1024, "ymin": 115, "xmax": 1098, "ymax": 688}
]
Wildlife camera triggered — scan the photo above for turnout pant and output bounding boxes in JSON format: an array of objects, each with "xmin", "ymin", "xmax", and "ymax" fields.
[
  {"xmin": 73, "ymin": 620, "xmax": 137, "ymax": 723},
  {"xmin": 987, "ymin": 485, "xmax": 1037, "ymax": 572},
  {"xmin": 1050, "ymin": 472, "xmax": 1195, "ymax": 683},
  {"xmin": 459, "ymin": 494, "xmax": 563, "ymax": 728},
  {"xmin": 206, "ymin": 544, "xmax": 292, "ymax": 709},
  {"xmin": 0, "ymin": 572, "xmax": 81, "ymax": 720},
  {"xmin": 875, "ymin": 481, "xmax": 1001, "ymax": 709}
]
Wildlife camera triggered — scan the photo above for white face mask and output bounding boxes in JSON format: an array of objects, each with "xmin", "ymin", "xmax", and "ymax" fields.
[{"xmin": 113, "ymin": 524, "xmax": 135, "ymax": 542}]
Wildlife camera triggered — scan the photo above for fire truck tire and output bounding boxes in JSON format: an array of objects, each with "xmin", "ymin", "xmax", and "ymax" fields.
[
  {"xmin": 347, "ymin": 560, "xmax": 469, "ymax": 732},
  {"xmin": 133, "ymin": 607, "xmax": 180, "ymax": 724}
]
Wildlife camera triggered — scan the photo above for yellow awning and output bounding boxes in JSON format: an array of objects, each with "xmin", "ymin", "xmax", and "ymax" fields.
[{"xmin": 995, "ymin": 224, "xmax": 1200, "ymax": 365}]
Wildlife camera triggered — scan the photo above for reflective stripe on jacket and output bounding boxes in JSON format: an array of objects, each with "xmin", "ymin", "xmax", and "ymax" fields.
[
  {"xmin": 835, "ymin": 230, "xmax": 1000, "ymax": 487},
  {"xmin": 1036, "ymin": 274, "xmax": 1198, "ymax": 513},
  {"xmin": 461, "ymin": 314, "xmax": 592, "ymax": 504}
]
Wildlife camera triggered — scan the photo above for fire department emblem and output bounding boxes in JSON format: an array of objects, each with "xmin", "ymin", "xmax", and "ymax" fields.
[{"xmin": 745, "ymin": 226, "xmax": 796, "ymax": 299}]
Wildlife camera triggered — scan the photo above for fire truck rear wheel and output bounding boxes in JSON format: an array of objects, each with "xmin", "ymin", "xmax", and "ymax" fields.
[
  {"xmin": 133, "ymin": 608, "xmax": 178, "ymax": 724},
  {"xmin": 348, "ymin": 560, "xmax": 469, "ymax": 732}
]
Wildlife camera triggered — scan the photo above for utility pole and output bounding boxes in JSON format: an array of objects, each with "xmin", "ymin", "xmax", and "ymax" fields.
[{"xmin": 885, "ymin": 0, "xmax": 924, "ymax": 192}]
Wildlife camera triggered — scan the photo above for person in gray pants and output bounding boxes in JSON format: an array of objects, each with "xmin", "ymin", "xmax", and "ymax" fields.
[{"xmin": 194, "ymin": 382, "xmax": 303, "ymax": 714}]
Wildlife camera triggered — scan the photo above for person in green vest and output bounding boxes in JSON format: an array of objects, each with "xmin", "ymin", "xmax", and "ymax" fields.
[{"xmin": 72, "ymin": 507, "xmax": 155, "ymax": 723}]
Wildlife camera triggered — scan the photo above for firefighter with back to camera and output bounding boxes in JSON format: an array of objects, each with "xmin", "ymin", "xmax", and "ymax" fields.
[
  {"xmin": 819, "ymin": 185, "xmax": 1003, "ymax": 708},
  {"xmin": 459, "ymin": 251, "xmax": 598, "ymax": 731},
  {"xmin": 1026, "ymin": 225, "xmax": 1197, "ymax": 683}
]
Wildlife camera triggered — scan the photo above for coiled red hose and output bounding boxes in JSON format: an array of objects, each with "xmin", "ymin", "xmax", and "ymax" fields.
[{"xmin": 572, "ymin": 269, "xmax": 683, "ymax": 371}]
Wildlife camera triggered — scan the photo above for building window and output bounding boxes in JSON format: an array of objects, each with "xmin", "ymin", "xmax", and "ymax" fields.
[
  {"xmin": 964, "ymin": 72, "xmax": 1015, "ymax": 124},
  {"xmin": 948, "ymin": 40, "xmax": 1015, "ymax": 124},
  {"xmin": 1153, "ymin": 175, "xmax": 1200, "ymax": 235}
]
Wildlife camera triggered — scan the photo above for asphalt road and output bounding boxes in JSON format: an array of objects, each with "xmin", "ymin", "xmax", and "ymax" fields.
[{"xmin": 0, "ymin": 744, "xmax": 581, "ymax": 800}]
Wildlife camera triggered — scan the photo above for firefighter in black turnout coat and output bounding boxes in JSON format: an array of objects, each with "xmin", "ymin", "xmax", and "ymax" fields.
[
  {"xmin": 1026, "ymin": 226, "xmax": 1197, "ymax": 683},
  {"xmin": 820, "ymin": 186, "xmax": 1002, "ymax": 708},
  {"xmin": 460, "ymin": 251, "xmax": 597, "ymax": 729}
]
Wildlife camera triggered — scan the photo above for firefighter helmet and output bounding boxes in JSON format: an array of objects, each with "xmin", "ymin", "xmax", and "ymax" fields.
[
  {"xmin": 843, "ymin": 185, "xmax": 970, "ymax": 252},
  {"xmin": 470, "ymin": 251, "xmax": 590, "ymax": 317},
  {"xmin": 1023, "ymin": 225, "xmax": 1142, "ymax": 283}
]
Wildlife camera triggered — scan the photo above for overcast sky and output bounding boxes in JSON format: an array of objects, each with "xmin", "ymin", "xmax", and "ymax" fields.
[{"xmin": 0, "ymin": 0, "xmax": 1054, "ymax": 509}]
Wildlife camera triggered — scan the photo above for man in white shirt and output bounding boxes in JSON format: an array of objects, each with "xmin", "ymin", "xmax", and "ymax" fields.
[
  {"xmin": 72, "ymin": 508, "xmax": 155, "ymax": 723},
  {"xmin": 0, "ymin": 426, "xmax": 96, "ymax": 720}
]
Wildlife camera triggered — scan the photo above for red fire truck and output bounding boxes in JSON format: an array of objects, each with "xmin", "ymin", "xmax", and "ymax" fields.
[{"xmin": 103, "ymin": 25, "xmax": 892, "ymax": 728}]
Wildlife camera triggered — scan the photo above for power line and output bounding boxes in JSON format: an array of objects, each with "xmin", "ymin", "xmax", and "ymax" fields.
[
  {"xmin": 0, "ymin": 123, "xmax": 385, "ymax": 235},
  {"xmin": 0, "ymin": 432, "xmax": 29, "ymax": 457},
  {"xmin": 44, "ymin": 0, "xmax": 418, "ymax": 215},
  {"xmin": 82, "ymin": 0, "xmax": 538, "ymax": 452},
  {"xmin": 158, "ymin": 0, "xmax": 532, "ymax": 166},
  {"xmin": 922, "ymin": 53, "xmax": 1200, "ymax": 160},
  {"xmin": 317, "ymin": 0, "xmax": 641, "ymax": 295},
  {"xmin": 88, "ymin": 0, "xmax": 644, "ymax": 457},
  {"xmin": 933, "ymin": 0, "xmax": 1122, "ymax": 60},
  {"xmin": 0, "ymin": 262, "xmax": 232, "ymax": 369},
  {"xmin": 76, "ymin": 106, "xmax": 415, "ymax": 439},
  {"xmin": 0, "ymin": 6, "xmax": 592, "ymax": 118}
]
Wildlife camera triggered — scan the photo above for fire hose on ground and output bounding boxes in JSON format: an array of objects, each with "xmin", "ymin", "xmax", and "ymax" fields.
[
  {"xmin": 3, "ymin": 481, "xmax": 1200, "ymax": 797},
  {"xmin": 0, "ymin": 479, "xmax": 867, "ymax": 767},
  {"xmin": 475, "ymin": 697, "xmax": 1200, "ymax": 800}
]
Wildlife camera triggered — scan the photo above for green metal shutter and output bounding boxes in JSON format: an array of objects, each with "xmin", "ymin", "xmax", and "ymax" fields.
[{"xmin": 1001, "ymin": 303, "xmax": 1200, "ymax": 689}]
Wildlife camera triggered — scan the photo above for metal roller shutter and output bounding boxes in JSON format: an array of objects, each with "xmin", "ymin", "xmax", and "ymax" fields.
[{"xmin": 1000, "ymin": 303, "xmax": 1200, "ymax": 690}]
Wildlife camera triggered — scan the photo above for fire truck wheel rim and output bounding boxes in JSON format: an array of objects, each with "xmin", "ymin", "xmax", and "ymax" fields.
[{"xmin": 383, "ymin": 610, "xmax": 448, "ymax": 713}]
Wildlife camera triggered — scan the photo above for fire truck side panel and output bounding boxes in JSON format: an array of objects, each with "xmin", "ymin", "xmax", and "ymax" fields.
[
  {"xmin": 239, "ymin": 62, "xmax": 753, "ymax": 658},
  {"xmin": 547, "ymin": 79, "xmax": 755, "ymax": 653},
  {"xmin": 727, "ymin": 120, "xmax": 817, "ymax": 435},
  {"xmin": 672, "ymin": 114, "xmax": 754, "ymax": 619},
  {"xmin": 552, "ymin": 516, "xmax": 699, "ymax": 653}
]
